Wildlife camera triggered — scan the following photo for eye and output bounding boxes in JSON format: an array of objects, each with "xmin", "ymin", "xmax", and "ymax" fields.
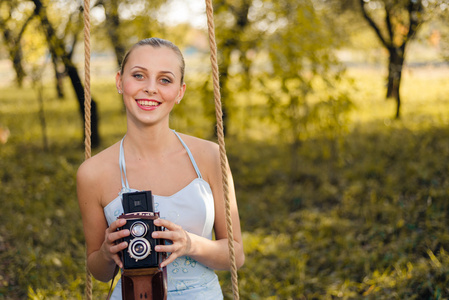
[
  {"xmin": 161, "ymin": 78, "xmax": 172, "ymax": 84},
  {"xmin": 132, "ymin": 73, "xmax": 144, "ymax": 80}
]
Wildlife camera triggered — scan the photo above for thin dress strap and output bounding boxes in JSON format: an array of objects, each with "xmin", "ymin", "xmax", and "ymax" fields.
[
  {"xmin": 118, "ymin": 131, "xmax": 202, "ymax": 194},
  {"xmin": 172, "ymin": 129, "xmax": 202, "ymax": 179},
  {"xmin": 119, "ymin": 137, "xmax": 131, "ymax": 193}
]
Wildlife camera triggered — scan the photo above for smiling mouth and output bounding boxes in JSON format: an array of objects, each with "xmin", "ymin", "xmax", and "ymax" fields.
[{"xmin": 137, "ymin": 100, "xmax": 160, "ymax": 107}]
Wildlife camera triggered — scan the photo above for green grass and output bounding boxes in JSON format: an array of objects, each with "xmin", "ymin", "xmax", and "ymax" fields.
[{"xmin": 1, "ymin": 65, "xmax": 449, "ymax": 299}]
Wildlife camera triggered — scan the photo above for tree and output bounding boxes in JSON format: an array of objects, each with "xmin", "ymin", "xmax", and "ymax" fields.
[
  {"xmin": 258, "ymin": 0, "xmax": 351, "ymax": 179},
  {"xmin": 95, "ymin": 0, "xmax": 125, "ymax": 66},
  {"xmin": 32, "ymin": 0, "xmax": 100, "ymax": 147},
  {"xmin": 92, "ymin": 0, "xmax": 166, "ymax": 69},
  {"xmin": 359, "ymin": 0, "xmax": 424, "ymax": 119},
  {"xmin": 438, "ymin": 5, "xmax": 449, "ymax": 61},
  {"xmin": 205, "ymin": 0, "xmax": 254, "ymax": 137},
  {"xmin": 202, "ymin": 0, "xmax": 351, "ymax": 179},
  {"xmin": 0, "ymin": 0, "xmax": 100, "ymax": 146},
  {"xmin": 0, "ymin": 0, "xmax": 32, "ymax": 87},
  {"xmin": 22, "ymin": 17, "xmax": 50, "ymax": 150}
]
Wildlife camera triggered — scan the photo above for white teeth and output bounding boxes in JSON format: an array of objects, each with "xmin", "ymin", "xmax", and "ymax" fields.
[{"xmin": 137, "ymin": 100, "xmax": 159, "ymax": 106}]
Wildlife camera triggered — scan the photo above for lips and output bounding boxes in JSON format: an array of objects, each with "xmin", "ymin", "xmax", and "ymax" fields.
[{"xmin": 136, "ymin": 99, "xmax": 161, "ymax": 110}]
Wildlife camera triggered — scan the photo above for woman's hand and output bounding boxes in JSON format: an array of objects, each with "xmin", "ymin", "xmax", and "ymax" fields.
[
  {"xmin": 152, "ymin": 218, "xmax": 191, "ymax": 268},
  {"xmin": 100, "ymin": 218, "xmax": 130, "ymax": 269}
]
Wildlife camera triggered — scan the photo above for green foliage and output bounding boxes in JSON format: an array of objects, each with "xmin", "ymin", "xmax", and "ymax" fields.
[
  {"xmin": 220, "ymin": 120, "xmax": 449, "ymax": 299},
  {"xmin": 220, "ymin": 68, "xmax": 449, "ymax": 298},
  {"xmin": 1, "ymin": 63, "xmax": 449, "ymax": 300}
]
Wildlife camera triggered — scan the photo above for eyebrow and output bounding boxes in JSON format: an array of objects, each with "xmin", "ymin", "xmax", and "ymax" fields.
[{"xmin": 130, "ymin": 65, "xmax": 176, "ymax": 77}]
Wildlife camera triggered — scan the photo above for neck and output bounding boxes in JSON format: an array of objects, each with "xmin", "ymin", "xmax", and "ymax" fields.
[{"xmin": 124, "ymin": 123, "xmax": 175, "ymax": 159}]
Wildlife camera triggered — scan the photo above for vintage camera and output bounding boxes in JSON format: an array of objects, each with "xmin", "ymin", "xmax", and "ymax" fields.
[{"xmin": 119, "ymin": 191, "xmax": 163, "ymax": 269}]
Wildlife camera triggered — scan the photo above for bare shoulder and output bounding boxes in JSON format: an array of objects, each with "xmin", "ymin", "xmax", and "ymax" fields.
[
  {"xmin": 175, "ymin": 133, "xmax": 221, "ymax": 180},
  {"xmin": 76, "ymin": 142, "xmax": 121, "ymax": 190},
  {"xmin": 176, "ymin": 133, "xmax": 219, "ymax": 162}
]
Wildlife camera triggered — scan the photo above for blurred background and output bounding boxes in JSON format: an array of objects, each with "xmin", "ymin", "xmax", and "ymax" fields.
[{"xmin": 0, "ymin": 0, "xmax": 449, "ymax": 299}]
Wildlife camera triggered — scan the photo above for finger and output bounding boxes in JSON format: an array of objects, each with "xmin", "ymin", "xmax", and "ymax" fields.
[
  {"xmin": 155, "ymin": 243, "xmax": 177, "ymax": 254},
  {"xmin": 155, "ymin": 219, "xmax": 186, "ymax": 233},
  {"xmin": 159, "ymin": 252, "xmax": 177, "ymax": 268},
  {"xmin": 153, "ymin": 218, "xmax": 174, "ymax": 229},
  {"xmin": 107, "ymin": 229, "xmax": 130, "ymax": 244},
  {"xmin": 111, "ymin": 240, "xmax": 128, "ymax": 254},
  {"xmin": 153, "ymin": 218, "xmax": 165, "ymax": 226},
  {"xmin": 109, "ymin": 218, "xmax": 127, "ymax": 232},
  {"xmin": 151, "ymin": 229, "xmax": 177, "ymax": 241}
]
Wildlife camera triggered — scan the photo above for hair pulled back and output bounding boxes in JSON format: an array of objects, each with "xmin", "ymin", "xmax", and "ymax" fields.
[{"xmin": 120, "ymin": 38, "xmax": 185, "ymax": 84}]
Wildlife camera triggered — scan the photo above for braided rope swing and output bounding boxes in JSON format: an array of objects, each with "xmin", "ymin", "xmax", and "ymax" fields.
[
  {"xmin": 204, "ymin": 0, "xmax": 240, "ymax": 299},
  {"xmin": 83, "ymin": 0, "xmax": 93, "ymax": 299},
  {"xmin": 82, "ymin": 0, "xmax": 239, "ymax": 299}
]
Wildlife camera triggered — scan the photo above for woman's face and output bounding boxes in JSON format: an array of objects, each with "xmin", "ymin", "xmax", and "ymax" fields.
[{"xmin": 116, "ymin": 45, "xmax": 186, "ymax": 127}]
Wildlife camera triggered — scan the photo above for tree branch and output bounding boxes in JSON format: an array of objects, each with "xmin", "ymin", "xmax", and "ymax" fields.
[
  {"xmin": 406, "ymin": 0, "xmax": 423, "ymax": 41},
  {"xmin": 359, "ymin": 0, "xmax": 390, "ymax": 48},
  {"xmin": 385, "ymin": 3, "xmax": 394, "ymax": 45}
]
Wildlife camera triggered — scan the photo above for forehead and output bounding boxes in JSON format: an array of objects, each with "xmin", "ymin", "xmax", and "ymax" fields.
[{"xmin": 124, "ymin": 45, "xmax": 182, "ymax": 74}]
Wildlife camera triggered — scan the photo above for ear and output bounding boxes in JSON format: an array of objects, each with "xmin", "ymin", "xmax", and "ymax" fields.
[
  {"xmin": 176, "ymin": 83, "xmax": 187, "ymax": 104},
  {"xmin": 115, "ymin": 71, "xmax": 122, "ymax": 93}
]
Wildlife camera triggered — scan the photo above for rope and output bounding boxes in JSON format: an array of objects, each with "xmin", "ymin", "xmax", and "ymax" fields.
[
  {"xmin": 83, "ymin": 0, "xmax": 93, "ymax": 299},
  {"xmin": 83, "ymin": 0, "xmax": 92, "ymax": 161},
  {"xmin": 205, "ymin": 1, "xmax": 240, "ymax": 299}
]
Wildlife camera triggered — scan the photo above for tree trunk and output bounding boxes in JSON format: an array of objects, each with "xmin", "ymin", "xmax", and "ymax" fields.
[
  {"xmin": 33, "ymin": 0, "xmax": 100, "ymax": 147},
  {"xmin": 35, "ymin": 78, "xmax": 49, "ymax": 151},
  {"xmin": 359, "ymin": 0, "xmax": 424, "ymax": 120},
  {"xmin": 386, "ymin": 47, "xmax": 404, "ymax": 119},
  {"xmin": 2, "ymin": 28, "xmax": 26, "ymax": 87},
  {"xmin": 66, "ymin": 64, "xmax": 100, "ymax": 148},
  {"xmin": 289, "ymin": 117, "xmax": 301, "ymax": 181},
  {"xmin": 103, "ymin": 0, "xmax": 126, "ymax": 67},
  {"xmin": 51, "ymin": 54, "xmax": 65, "ymax": 99},
  {"xmin": 212, "ymin": 0, "xmax": 252, "ymax": 137},
  {"xmin": 218, "ymin": 66, "xmax": 229, "ymax": 137}
]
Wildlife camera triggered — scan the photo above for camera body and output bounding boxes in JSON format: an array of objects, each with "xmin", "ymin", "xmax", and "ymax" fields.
[{"xmin": 119, "ymin": 191, "xmax": 163, "ymax": 269}]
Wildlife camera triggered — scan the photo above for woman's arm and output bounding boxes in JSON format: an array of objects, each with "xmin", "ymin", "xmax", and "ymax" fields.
[
  {"xmin": 76, "ymin": 160, "xmax": 130, "ymax": 282},
  {"xmin": 206, "ymin": 150, "xmax": 245, "ymax": 270},
  {"xmin": 153, "ymin": 140, "xmax": 245, "ymax": 270}
]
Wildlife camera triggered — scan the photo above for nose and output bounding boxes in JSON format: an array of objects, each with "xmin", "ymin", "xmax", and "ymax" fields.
[{"xmin": 144, "ymin": 79, "xmax": 157, "ymax": 95}]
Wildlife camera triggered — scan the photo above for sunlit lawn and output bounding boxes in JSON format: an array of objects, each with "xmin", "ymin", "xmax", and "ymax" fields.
[{"xmin": 1, "ymin": 64, "xmax": 449, "ymax": 299}]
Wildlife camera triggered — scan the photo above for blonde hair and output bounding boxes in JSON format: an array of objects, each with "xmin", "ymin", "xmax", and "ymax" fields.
[{"xmin": 120, "ymin": 38, "xmax": 185, "ymax": 84}]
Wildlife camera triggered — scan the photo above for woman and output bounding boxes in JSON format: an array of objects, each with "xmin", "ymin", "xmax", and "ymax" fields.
[{"xmin": 77, "ymin": 38, "xmax": 245, "ymax": 299}]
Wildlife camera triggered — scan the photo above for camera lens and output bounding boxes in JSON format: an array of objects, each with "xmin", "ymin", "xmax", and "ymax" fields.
[
  {"xmin": 130, "ymin": 221, "xmax": 148, "ymax": 237},
  {"xmin": 128, "ymin": 238, "xmax": 151, "ymax": 261},
  {"xmin": 134, "ymin": 243, "xmax": 145, "ymax": 254}
]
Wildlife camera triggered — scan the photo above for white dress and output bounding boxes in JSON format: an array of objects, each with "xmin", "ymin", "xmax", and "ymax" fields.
[{"xmin": 103, "ymin": 131, "xmax": 223, "ymax": 300}]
